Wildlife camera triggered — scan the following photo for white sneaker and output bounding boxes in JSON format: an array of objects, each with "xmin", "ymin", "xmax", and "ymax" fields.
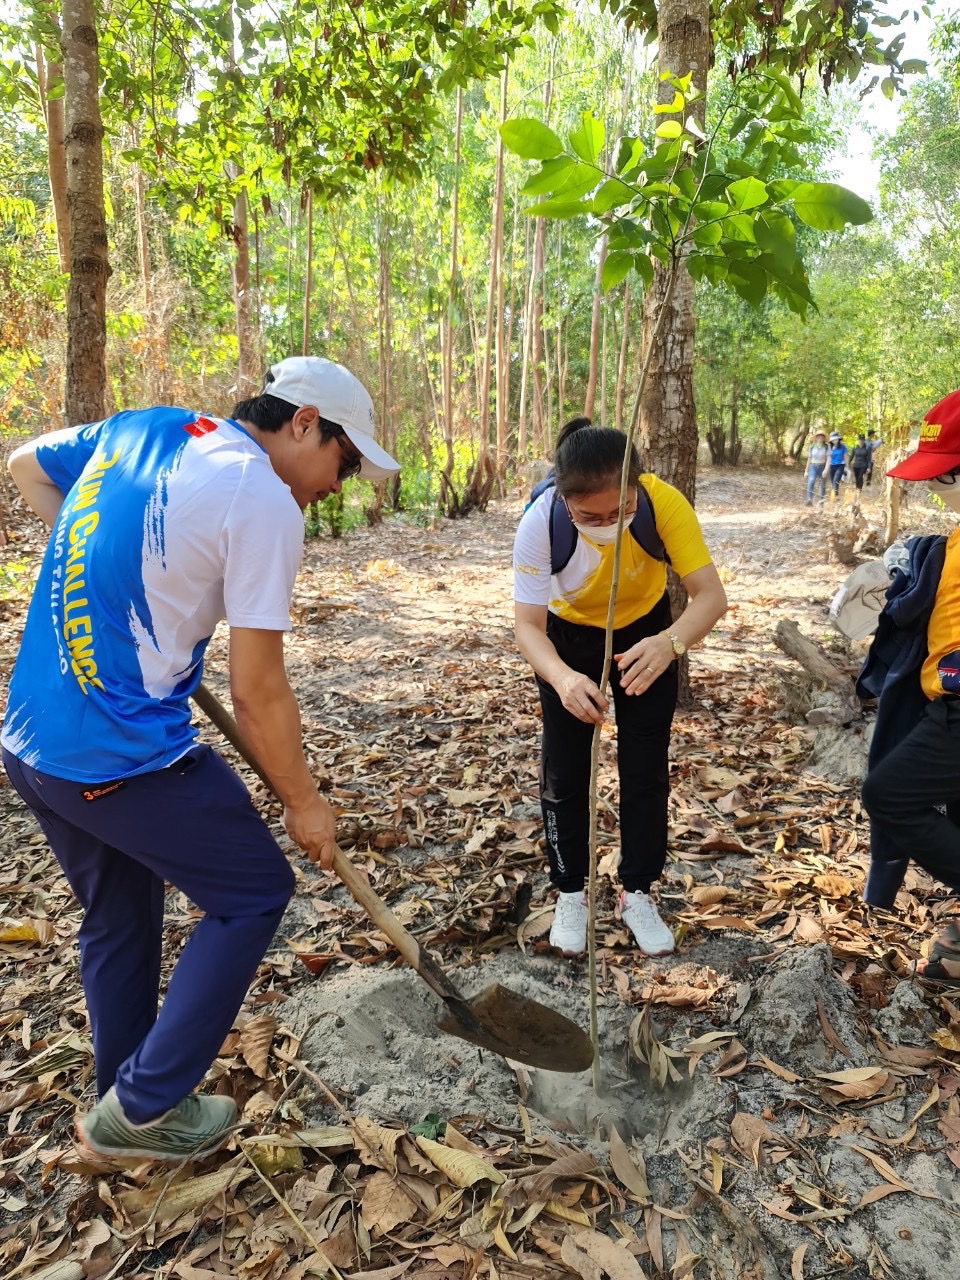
[
  {"xmin": 619, "ymin": 892, "xmax": 675, "ymax": 956},
  {"xmin": 549, "ymin": 891, "xmax": 588, "ymax": 956}
]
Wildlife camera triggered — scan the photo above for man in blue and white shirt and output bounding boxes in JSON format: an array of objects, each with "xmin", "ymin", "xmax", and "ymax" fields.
[{"xmin": 2, "ymin": 357, "xmax": 399, "ymax": 1161}]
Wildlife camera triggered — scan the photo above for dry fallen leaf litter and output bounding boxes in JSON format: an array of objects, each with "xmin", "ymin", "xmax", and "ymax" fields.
[{"xmin": 1, "ymin": 473, "xmax": 959, "ymax": 1279}]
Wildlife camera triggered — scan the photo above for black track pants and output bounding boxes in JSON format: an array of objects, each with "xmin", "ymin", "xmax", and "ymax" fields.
[
  {"xmin": 537, "ymin": 596, "xmax": 677, "ymax": 894},
  {"xmin": 862, "ymin": 696, "xmax": 960, "ymax": 892}
]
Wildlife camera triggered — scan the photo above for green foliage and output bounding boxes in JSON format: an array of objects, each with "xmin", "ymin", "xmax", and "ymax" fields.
[
  {"xmin": 500, "ymin": 119, "xmax": 563, "ymax": 160},
  {"xmin": 501, "ymin": 73, "xmax": 873, "ymax": 316},
  {"xmin": 306, "ymin": 486, "xmax": 375, "ymax": 539},
  {"xmin": 394, "ymin": 429, "xmax": 476, "ymax": 517},
  {"xmin": 410, "ymin": 1113, "xmax": 446, "ymax": 1140},
  {"xmin": 596, "ymin": 0, "xmax": 926, "ymax": 95},
  {"xmin": 785, "ymin": 181, "xmax": 873, "ymax": 230}
]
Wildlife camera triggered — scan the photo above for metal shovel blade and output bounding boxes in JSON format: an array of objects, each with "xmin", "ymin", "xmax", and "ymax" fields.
[
  {"xmin": 437, "ymin": 983, "xmax": 594, "ymax": 1073},
  {"xmin": 193, "ymin": 683, "xmax": 595, "ymax": 1075}
]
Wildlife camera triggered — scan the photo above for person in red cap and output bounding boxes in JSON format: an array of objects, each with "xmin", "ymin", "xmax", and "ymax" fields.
[{"xmin": 860, "ymin": 389, "xmax": 960, "ymax": 984}]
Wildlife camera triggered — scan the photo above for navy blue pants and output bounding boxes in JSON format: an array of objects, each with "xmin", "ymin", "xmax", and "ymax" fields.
[{"xmin": 3, "ymin": 745, "xmax": 294, "ymax": 1123}]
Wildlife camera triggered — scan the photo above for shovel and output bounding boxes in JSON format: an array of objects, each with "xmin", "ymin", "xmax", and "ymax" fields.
[{"xmin": 192, "ymin": 683, "xmax": 595, "ymax": 1074}]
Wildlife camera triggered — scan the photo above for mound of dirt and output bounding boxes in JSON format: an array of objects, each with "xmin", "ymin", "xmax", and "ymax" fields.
[{"xmin": 286, "ymin": 935, "xmax": 960, "ymax": 1280}]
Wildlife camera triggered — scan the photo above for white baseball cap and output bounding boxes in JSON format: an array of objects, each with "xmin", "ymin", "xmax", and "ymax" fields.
[{"xmin": 265, "ymin": 356, "xmax": 400, "ymax": 481}]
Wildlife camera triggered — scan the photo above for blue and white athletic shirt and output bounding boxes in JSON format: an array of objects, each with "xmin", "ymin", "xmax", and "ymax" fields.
[{"xmin": 1, "ymin": 407, "xmax": 305, "ymax": 782}]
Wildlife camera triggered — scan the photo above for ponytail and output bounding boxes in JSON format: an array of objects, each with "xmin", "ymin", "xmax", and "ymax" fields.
[{"xmin": 553, "ymin": 417, "xmax": 641, "ymax": 498}]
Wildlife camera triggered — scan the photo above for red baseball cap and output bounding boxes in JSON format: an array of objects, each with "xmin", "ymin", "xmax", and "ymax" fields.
[{"xmin": 888, "ymin": 390, "xmax": 960, "ymax": 481}]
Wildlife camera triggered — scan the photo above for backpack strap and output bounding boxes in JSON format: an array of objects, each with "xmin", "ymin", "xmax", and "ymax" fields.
[
  {"xmin": 630, "ymin": 483, "xmax": 668, "ymax": 565},
  {"xmin": 549, "ymin": 486, "xmax": 577, "ymax": 575},
  {"xmin": 547, "ymin": 478, "xmax": 668, "ymax": 575}
]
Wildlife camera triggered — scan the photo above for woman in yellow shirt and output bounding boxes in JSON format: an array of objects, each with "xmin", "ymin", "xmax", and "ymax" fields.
[{"xmin": 513, "ymin": 418, "xmax": 727, "ymax": 957}]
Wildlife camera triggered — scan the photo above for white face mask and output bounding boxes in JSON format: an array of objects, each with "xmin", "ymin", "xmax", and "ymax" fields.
[
  {"xmin": 927, "ymin": 478, "xmax": 960, "ymax": 513},
  {"xmin": 572, "ymin": 520, "xmax": 621, "ymax": 545}
]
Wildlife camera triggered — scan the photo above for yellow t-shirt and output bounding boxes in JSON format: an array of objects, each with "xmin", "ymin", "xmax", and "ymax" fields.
[
  {"xmin": 512, "ymin": 474, "xmax": 713, "ymax": 630},
  {"xmin": 922, "ymin": 528, "xmax": 960, "ymax": 699}
]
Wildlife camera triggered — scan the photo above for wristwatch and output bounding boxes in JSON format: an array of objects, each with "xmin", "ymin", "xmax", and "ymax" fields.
[{"xmin": 664, "ymin": 630, "xmax": 686, "ymax": 658}]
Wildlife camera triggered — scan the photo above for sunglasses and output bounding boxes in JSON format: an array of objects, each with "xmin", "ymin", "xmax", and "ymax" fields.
[
  {"xmin": 334, "ymin": 430, "xmax": 363, "ymax": 482},
  {"xmin": 933, "ymin": 465, "xmax": 960, "ymax": 486}
]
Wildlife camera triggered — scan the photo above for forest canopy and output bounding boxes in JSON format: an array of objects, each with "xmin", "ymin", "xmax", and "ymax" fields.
[{"xmin": 0, "ymin": 0, "xmax": 949, "ymax": 528}]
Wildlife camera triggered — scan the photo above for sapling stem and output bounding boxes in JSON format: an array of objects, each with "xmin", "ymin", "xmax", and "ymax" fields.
[{"xmin": 586, "ymin": 259, "xmax": 679, "ymax": 1094}]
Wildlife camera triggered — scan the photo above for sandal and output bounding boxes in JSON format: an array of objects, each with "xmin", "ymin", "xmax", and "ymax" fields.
[{"xmin": 915, "ymin": 920, "xmax": 960, "ymax": 988}]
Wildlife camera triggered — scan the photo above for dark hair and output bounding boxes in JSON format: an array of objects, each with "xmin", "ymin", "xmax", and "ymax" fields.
[
  {"xmin": 231, "ymin": 389, "xmax": 344, "ymax": 443},
  {"xmin": 231, "ymin": 392, "xmax": 299, "ymax": 432},
  {"xmin": 553, "ymin": 417, "xmax": 641, "ymax": 498}
]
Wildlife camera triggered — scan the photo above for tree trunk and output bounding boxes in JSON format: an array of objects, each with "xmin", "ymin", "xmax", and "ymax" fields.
[
  {"xmin": 529, "ymin": 70, "xmax": 553, "ymax": 456},
  {"xmin": 517, "ymin": 218, "xmax": 533, "ymax": 461},
  {"xmin": 36, "ymin": 41, "xmax": 70, "ymax": 274},
  {"xmin": 638, "ymin": 0, "xmax": 710, "ymax": 704},
  {"xmin": 480, "ymin": 70, "xmax": 506, "ymax": 476},
  {"xmin": 233, "ymin": 187, "xmax": 258, "ymax": 397},
  {"xmin": 302, "ymin": 187, "xmax": 313, "ymax": 355},
  {"xmin": 130, "ymin": 128, "xmax": 165, "ymax": 403},
  {"xmin": 376, "ymin": 197, "xmax": 397, "ymax": 511},
  {"xmin": 557, "ymin": 314, "xmax": 568, "ymax": 428},
  {"xmin": 287, "ymin": 196, "xmax": 296, "ymax": 353},
  {"xmin": 706, "ymin": 419, "xmax": 726, "ymax": 465},
  {"xmin": 885, "ymin": 477, "xmax": 901, "ymax": 547},
  {"xmin": 600, "ymin": 307, "xmax": 609, "ymax": 427},
  {"xmin": 584, "ymin": 236, "xmax": 607, "ymax": 419},
  {"xmin": 773, "ymin": 620, "xmax": 855, "ymax": 696},
  {"xmin": 62, "ymin": 0, "xmax": 110, "ymax": 425},
  {"xmin": 541, "ymin": 254, "xmax": 553, "ymax": 450},
  {"xmin": 494, "ymin": 69, "xmax": 510, "ymax": 488},
  {"xmin": 614, "ymin": 281, "xmax": 631, "ymax": 432},
  {"xmin": 638, "ymin": 0, "xmax": 709, "ymax": 497},
  {"xmin": 130, "ymin": 140, "xmax": 152, "ymax": 315},
  {"xmin": 554, "ymin": 223, "xmax": 566, "ymax": 428},
  {"xmin": 417, "ymin": 321, "xmax": 443, "ymax": 439},
  {"xmin": 502, "ymin": 194, "xmax": 520, "ymax": 459},
  {"xmin": 882, "ymin": 418, "xmax": 909, "ymax": 547},
  {"xmin": 728, "ymin": 391, "xmax": 742, "ymax": 464},
  {"xmin": 440, "ymin": 88, "xmax": 463, "ymax": 516},
  {"xmin": 529, "ymin": 214, "xmax": 547, "ymax": 454}
]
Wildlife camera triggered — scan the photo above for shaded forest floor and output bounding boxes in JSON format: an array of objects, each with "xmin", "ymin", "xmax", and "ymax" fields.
[{"xmin": 2, "ymin": 465, "xmax": 960, "ymax": 1280}]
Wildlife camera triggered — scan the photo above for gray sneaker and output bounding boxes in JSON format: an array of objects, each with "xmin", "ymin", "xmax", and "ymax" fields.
[{"xmin": 78, "ymin": 1086, "xmax": 237, "ymax": 1160}]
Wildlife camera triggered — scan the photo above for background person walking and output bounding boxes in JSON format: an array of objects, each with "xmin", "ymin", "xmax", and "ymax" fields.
[
  {"xmin": 850, "ymin": 433, "xmax": 871, "ymax": 498},
  {"xmin": 828, "ymin": 432, "xmax": 849, "ymax": 499},
  {"xmin": 805, "ymin": 430, "xmax": 829, "ymax": 505}
]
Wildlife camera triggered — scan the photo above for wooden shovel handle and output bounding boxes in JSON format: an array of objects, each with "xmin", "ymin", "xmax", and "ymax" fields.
[{"xmin": 191, "ymin": 682, "xmax": 463, "ymax": 1007}]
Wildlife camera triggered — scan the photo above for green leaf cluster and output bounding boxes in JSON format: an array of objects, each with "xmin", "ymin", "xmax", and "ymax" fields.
[
  {"xmin": 500, "ymin": 74, "xmax": 873, "ymax": 316},
  {"xmin": 595, "ymin": 0, "xmax": 926, "ymax": 98}
]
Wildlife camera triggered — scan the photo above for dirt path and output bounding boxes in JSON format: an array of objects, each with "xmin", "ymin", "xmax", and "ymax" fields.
[{"xmin": 1, "ymin": 466, "xmax": 959, "ymax": 1280}]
